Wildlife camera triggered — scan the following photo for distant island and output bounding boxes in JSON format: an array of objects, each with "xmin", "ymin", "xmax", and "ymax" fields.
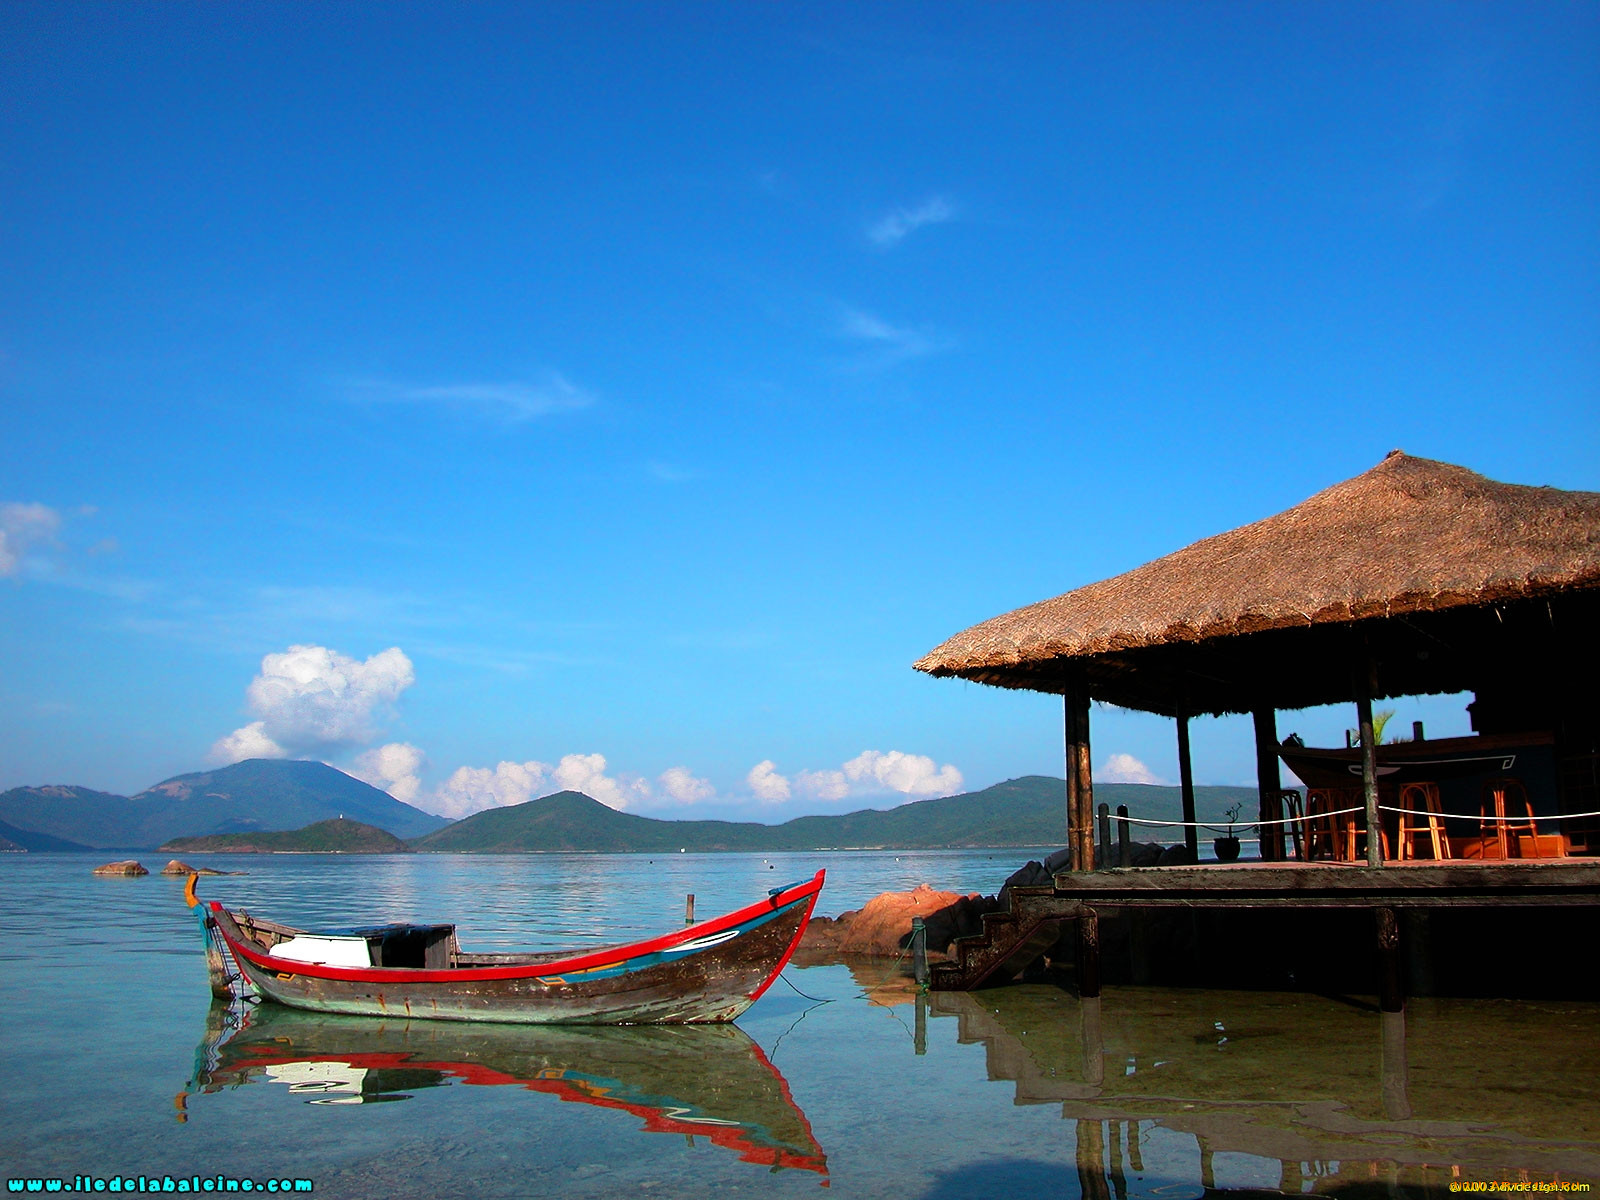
[
  {"xmin": 162, "ymin": 817, "xmax": 409, "ymax": 855},
  {"xmin": 0, "ymin": 757, "xmax": 1260, "ymax": 854}
]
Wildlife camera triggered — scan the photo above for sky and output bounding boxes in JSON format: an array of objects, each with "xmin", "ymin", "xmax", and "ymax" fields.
[{"xmin": 1, "ymin": 2, "xmax": 1596, "ymax": 822}]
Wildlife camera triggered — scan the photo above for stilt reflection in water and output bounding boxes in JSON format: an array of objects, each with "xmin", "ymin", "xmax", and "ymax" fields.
[{"xmin": 931, "ymin": 985, "xmax": 1600, "ymax": 1194}]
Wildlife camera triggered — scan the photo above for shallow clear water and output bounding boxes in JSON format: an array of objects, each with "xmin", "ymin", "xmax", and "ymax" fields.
[{"xmin": 2, "ymin": 852, "xmax": 1596, "ymax": 1198}]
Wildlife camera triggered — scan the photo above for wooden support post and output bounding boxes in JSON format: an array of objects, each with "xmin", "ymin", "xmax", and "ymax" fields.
[
  {"xmin": 1376, "ymin": 906, "xmax": 1404, "ymax": 1012},
  {"xmin": 1098, "ymin": 803, "xmax": 1111, "ymax": 869},
  {"xmin": 1253, "ymin": 706, "xmax": 1284, "ymax": 861},
  {"xmin": 1065, "ymin": 685, "xmax": 1095, "ymax": 872},
  {"xmin": 685, "ymin": 894, "xmax": 695, "ymax": 926},
  {"xmin": 1076, "ymin": 907, "xmax": 1101, "ymax": 998},
  {"xmin": 1177, "ymin": 710, "xmax": 1198, "ymax": 859},
  {"xmin": 1117, "ymin": 804, "xmax": 1131, "ymax": 868},
  {"xmin": 1354, "ymin": 655, "xmax": 1384, "ymax": 867}
]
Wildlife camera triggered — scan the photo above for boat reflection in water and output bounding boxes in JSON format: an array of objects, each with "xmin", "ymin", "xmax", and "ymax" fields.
[
  {"xmin": 927, "ymin": 987, "xmax": 1600, "ymax": 1195},
  {"xmin": 183, "ymin": 1000, "xmax": 827, "ymax": 1180}
]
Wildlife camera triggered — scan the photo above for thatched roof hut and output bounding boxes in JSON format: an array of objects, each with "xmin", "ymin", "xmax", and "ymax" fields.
[{"xmin": 915, "ymin": 451, "xmax": 1600, "ymax": 717}]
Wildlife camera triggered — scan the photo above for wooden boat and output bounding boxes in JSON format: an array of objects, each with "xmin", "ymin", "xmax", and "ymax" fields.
[
  {"xmin": 188, "ymin": 869, "xmax": 824, "ymax": 1025},
  {"xmin": 1278, "ymin": 731, "xmax": 1555, "ymax": 789},
  {"xmin": 182, "ymin": 999, "xmax": 828, "ymax": 1178}
]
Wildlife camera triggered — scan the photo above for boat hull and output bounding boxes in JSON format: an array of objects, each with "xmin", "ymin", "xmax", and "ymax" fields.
[{"xmin": 206, "ymin": 872, "xmax": 822, "ymax": 1025}]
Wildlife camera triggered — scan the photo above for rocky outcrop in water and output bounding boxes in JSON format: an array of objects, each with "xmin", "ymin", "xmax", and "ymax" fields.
[{"xmin": 92, "ymin": 860, "xmax": 148, "ymax": 876}]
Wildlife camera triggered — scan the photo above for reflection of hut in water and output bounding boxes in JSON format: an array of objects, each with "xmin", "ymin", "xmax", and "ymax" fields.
[
  {"xmin": 925, "ymin": 986, "xmax": 1600, "ymax": 1193},
  {"xmin": 914, "ymin": 452, "xmax": 1600, "ymax": 998}
]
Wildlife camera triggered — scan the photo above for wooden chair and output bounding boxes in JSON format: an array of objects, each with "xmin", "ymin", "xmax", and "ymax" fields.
[
  {"xmin": 1480, "ymin": 778, "xmax": 1564, "ymax": 859},
  {"xmin": 1396, "ymin": 781, "xmax": 1450, "ymax": 861},
  {"xmin": 1305, "ymin": 788, "xmax": 1358, "ymax": 861},
  {"xmin": 1280, "ymin": 789, "xmax": 1306, "ymax": 860}
]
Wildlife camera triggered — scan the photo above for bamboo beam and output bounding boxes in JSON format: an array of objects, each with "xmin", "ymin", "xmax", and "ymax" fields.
[
  {"xmin": 1176, "ymin": 710, "xmax": 1198, "ymax": 859},
  {"xmin": 1253, "ymin": 706, "xmax": 1284, "ymax": 861}
]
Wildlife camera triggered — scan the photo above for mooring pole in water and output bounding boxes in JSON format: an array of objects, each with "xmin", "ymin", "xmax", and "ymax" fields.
[
  {"xmin": 914, "ymin": 991, "xmax": 927, "ymax": 1055},
  {"xmin": 685, "ymin": 894, "xmax": 695, "ymax": 926},
  {"xmin": 910, "ymin": 916, "xmax": 929, "ymax": 989},
  {"xmin": 1097, "ymin": 803, "xmax": 1111, "ymax": 868},
  {"xmin": 1117, "ymin": 805, "xmax": 1131, "ymax": 868},
  {"xmin": 1076, "ymin": 907, "xmax": 1101, "ymax": 998}
]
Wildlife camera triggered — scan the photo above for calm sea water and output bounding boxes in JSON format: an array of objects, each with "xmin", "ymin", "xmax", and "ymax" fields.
[{"xmin": 2, "ymin": 851, "xmax": 1596, "ymax": 1198}]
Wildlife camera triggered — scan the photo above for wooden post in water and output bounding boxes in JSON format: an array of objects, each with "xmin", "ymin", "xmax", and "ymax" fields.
[
  {"xmin": 913, "ymin": 991, "xmax": 927, "ymax": 1056},
  {"xmin": 685, "ymin": 894, "xmax": 695, "ymax": 926},
  {"xmin": 1116, "ymin": 804, "xmax": 1131, "ymax": 868},
  {"xmin": 1354, "ymin": 653, "xmax": 1384, "ymax": 867},
  {"xmin": 1076, "ymin": 1120, "xmax": 1110, "ymax": 1200},
  {"xmin": 1065, "ymin": 684, "xmax": 1095, "ymax": 872},
  {"xmin": 1076, "ymin": 907, "xmax": 1101, "ymax": 998},
  {"xmin": 1253, "ymin": 706, "xmax": 1284, "ymax": 861},
  {"xmin": 1177, "ymin": 710, "xmax": 1198, "ymax": 859},
  {"xmin": 910, "ymin": 916, "xmax": 929, "ymax": 989},
  {"xmin": 1098, "ymin": 803, "xmax": 1111, "ymax": 869},
  {"xmin": 1079, "ymin": 995, "xmax": 1104, "ymax": 1086},
  {"xmin": 1381, "ymin": 1008, "xmax": 1411, "ymax": 1120}
]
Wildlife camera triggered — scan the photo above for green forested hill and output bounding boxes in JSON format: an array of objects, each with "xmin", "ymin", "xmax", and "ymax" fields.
[
  {"xmin": 410, "ymin": 777, "xmax": 1261, "ymax": 853},
  {"xmin": 162, "ymin": 817, "xmax": 410, "ymax": 854}
]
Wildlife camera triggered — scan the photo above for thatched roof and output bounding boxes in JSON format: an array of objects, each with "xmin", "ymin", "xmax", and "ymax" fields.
[{"xmin": 914, "ymin": 452, "xmax": 1600, "ymax": 715}]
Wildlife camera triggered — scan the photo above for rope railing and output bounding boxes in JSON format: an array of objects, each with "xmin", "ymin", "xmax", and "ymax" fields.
[{"xmin": 1105, "ymin": 806, "xmax": 1600, "ymax": 831}]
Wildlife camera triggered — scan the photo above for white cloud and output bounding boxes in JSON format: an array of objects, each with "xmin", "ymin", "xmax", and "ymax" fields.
[
  {"xmin": 552, "ymin": 752, "xmax": 649, "ymax": 812},
  {"xmin": 1096, "ymin": 753, "xmax": 1169, "ymax": 786},
  {"xmin": 868, "ymin": 196, "xmax": 956, "ymax": 248},
  {"xmin": 843, "ymin": 750, "xmax": 963, "ymax": 797},
  {"xmin": 350, "ymin": 742, "xmax": 425, "ymax": 804},
  {"xmin": 747, "ymin": 760, "xmax": 792, "ymax": 805},
  {"xmin": 208, "ymin": 721, "xmax": 286, "ymax": 763},
  {"xmin": 430, "ymin": 759, "xmax": 552, "ymax": 819},
  {"xmin": 210, "ymin": 644, "xmax": 415, "ymax": 764},
  {"xmin": 658, "ymin": 766, "xmax": 715, "ymax": 805},
  {"xmin": 0, "ymin": 502, "xmax": 63, "ymax": 577},
  {"xmin": 795, "ymin": 768, "xmax": 849, "ymax": 801}
]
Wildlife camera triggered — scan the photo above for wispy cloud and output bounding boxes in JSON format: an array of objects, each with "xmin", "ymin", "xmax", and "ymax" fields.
[
  {"xmin": 868, "ymin": 196, "xmax": 955, "ymax": 248},
  {"xmin": 648, "ymin": 461, "xmax": 699, "ymax": 484},
  {"xmin": 838, "ymin": 307, "xmax": 945, "ymax": 368},
  {"xmin": 355, "ymin": 374, "xmax": 596, "ymax": 422}
]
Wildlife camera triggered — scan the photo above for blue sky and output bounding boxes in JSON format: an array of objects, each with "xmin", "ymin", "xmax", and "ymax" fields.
[{"xmin": 2, "ymin": 2, "xmax": 1596, "ymax": 820}]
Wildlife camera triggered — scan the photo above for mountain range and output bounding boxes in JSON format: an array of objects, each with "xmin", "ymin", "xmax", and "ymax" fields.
[
  {"xmin": 0, "ymin": 759, "xmax": 447, "ymax": 849},
  {"xmin": 409, "ymin": 776, "xmax": 1258, "ymax": 853},
  {"xmin": 0, "ymin": 758, "xmax": 1259, "ymax": 853}
]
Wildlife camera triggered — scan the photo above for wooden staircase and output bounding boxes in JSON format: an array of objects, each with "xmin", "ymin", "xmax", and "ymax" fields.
[{"xmin": 929, "ymin": 886, "xmax": 1082, "ymax": 990}]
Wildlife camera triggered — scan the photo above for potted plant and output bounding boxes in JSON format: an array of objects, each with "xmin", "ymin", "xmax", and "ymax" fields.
[{"xmin": 1214, "ymin": 803, "xmax": 1243, "ymax": 862}]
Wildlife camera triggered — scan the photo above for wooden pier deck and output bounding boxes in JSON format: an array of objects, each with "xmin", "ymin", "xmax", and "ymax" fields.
[{"xmin": 930, "ymin": 858, "xmax": 1600, "ymax": 1003}]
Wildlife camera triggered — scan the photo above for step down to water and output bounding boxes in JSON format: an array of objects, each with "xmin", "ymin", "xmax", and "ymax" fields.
[{"xmin": 930, "ymin": 886, "xmax": 1082, "ymax": 991}]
